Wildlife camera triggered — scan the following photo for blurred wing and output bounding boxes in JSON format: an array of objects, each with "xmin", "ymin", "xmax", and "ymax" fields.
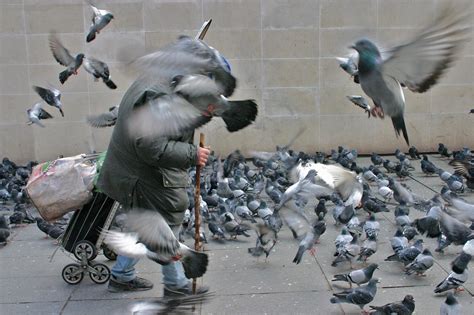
[
  {"xmin": 86, "ymin": 111, "xmax": 117, "ymax": 127},
  {"xmin": 33, "ymin": 86, "xmax": 50, "ymax": 101},
  {"xmin": 38, "ymin": 108, "xmax": 53, "ymax": 120},
  {"xmin": 174, "ymin": 74, "xmax": 222, "ymax": 98},
  {"xmin": 126, "ymin": 209, "xmax": 180, "ymax": 256},
  {"xmin": 279, "ymin": 201, "xmax": 311, "ymax": 238},
  {"xmin": 127, "ymin": 93, "xmax": 211, "ymax": 138},
  {"xmin": 382, "ymin": 6, "xmax": 470, "ymax": 93},
  {"xmin": 248, "ymin": 151, "xmax": 276, "ymax": 160},
  {"xmin": 49, "ymin": 33, "xmax": 75, "ymax": 66},
  {"xmin": 85, "ymin": 57, "xmax": 108, "ymax": 75},
  {"xmin": 103, "ymin": 230, "xmax": 148, "ymax": 258}
]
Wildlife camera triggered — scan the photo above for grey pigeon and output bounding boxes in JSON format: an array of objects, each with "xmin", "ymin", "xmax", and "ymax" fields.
[
  {"xmin": 86, "ymin": 3, "xmax": 114, "ymax": 43},
  {"xmin": 357, "ymin": 234, "xmax": 378, "ymax": 262},
  {"xmin": 27, "ymin": 103, "xmax": 53, "ymax": 128},
  {"xmin": 434, "ymin": 268, "xmax": 468, "ymax": 294},
  {"xmin": 330, "ymin": 278, "xmax": 378, "ymax": 312},
  {"xmin": 350, "ymin": 6, "xmax": 470, "ymax": 145},
  {"xmin": 440, "ymin": 292, "xmax": 461, "ymax": 315},
  {"xmin": 369, "ymin": 295, "xmax": 415, "ymax": 315},
  {"xmin": 386, "ymin": 239, "xmax": 423, "ymax": 265},
  {"xmin": 49, "ymin": 32, "xmax": 84, "ymax": 84},
  {"xmin": 87, "ymin": 105, "xmax": 119, "ymax": 128},
  {"xmin": 405, "ymin": 248, "xmax": 434, "ymax": 276},
  {"xmin": 83, "ymin": 57, "xmax": 117, "ymax": 89},
  {"xmin": 247, "ymin": 222, "xmax": 277, "ymax": 259},
  {"xmin": 104, "ymin": 209, "xmax": 208, "ymax": 279},
  {"xmin": 347, "ymin": 95, "xmax": 371, "ymax": 117},
  {"xmin": 33, "ymin": 86, "xmax": 63, "ymax": 116},
  {"xmin": 336, "ymin": 55, "xmax": 358, "ymax": 77},
  {"xmin": 208, "ymin": 222, "xmax": 225, "ymax": 240},
  {"xmin": 332, "ymin": 263, "xmax": 378, "ymax": 288}
]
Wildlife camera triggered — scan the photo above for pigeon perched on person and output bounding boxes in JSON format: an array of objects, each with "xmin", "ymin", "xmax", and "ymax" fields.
[
  {"xmin": 86, "ymin": 3, "xmax": 114, "ymax": 43},
  {"xmin": 27, "ymin": 103, "xmax": 53, "ymax": 127},
  {"xmin": 33, "ymin": 86, "xmax": 63, "ymax": 116},
  {"xmin": 349, "ymin": 6, "xmax": 470, "ymax": 145},
  {"xmin": 49, "ymin": 32, "xmax": 84, "ymax": 84},
  {"xmin": 104, "ymin": 209, "xmax": 209, "ymax": 279},
  {"xmin": 83, "ymin": 57, "xmax": 117, "ymax": 89}
]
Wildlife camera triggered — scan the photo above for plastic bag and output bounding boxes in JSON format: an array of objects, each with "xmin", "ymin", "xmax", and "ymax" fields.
[{"xmin": 26, "ymin": 155, "xmax": 96, "ymax": 221}]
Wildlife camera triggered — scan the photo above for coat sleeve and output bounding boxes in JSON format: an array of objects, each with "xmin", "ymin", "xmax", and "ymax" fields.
[{"xmin": 135, "ymin": 135, "xmax": 198, "ymax": 169}]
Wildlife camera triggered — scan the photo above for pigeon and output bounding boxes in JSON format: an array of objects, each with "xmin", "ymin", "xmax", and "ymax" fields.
[
  {"xmin": 247, "ymin": 222, "xmax": 277, "ymax": 259},
  {"xmin": 434, "ymin": 268, "xmax": 468, "ymax": 294},
  {"xmin": 440, "ymin": 292, "xmax": 461, "ymax": 315},
  {"xmin": 412, "ymin": 206, "xmax": 442, "ymax": 238},
  {"xmin": 363, "ymin": 214, "xmax": 380, "ymax": 239},
  {"xmin": 369, "ymin": 295, "xmax": 415, "ymax": 315},
  {"xmin": 421, "ymin": 155, "xmax": 438, "ymax": 175},
  {"xmin": 405, "ymin": 248, "xmax": 434, "ymax": 276},
  {"xmin": 436, "ymin": 211, "xmax": 473, "ymax": 252},
  {"xmin": 449, "ymin": 160, "xmax": 474, "ymax": 190},
  {"xmin": 0, "ymin": 215, "xmax": 11, "ymax": 244},
  {"xmin": 332, "ymin": 234, "xmax": 360, "ymax": 267},
  {"xmin": 105, "ymin": 209, "xmax": 208, "ymax": 279},
  {"xmin": 438, "ymin": 143, "xmax": 451, "ymax": 158},
  {"xmin": 222, "ymin": 213, "xmax": 251, "ymax": 238},
  {"xmin": 470, "ymin": 109, "xmax": 474, "ymax": 114},
  {"xmin": 347, "ymin": 95, "xmax": 371, "ymax": 117},
  {"xmin": 408, "ymin": 146, "xmax": 421, "ymax": 159},
  {"xmin": 49, "ymin": 32, "xmax": 84, "ymax": 84},
  {"xmin": 350, "ymin": 6, "xmax": 470, "ymax": 145},
  {"xmin": 371, "ymin": 153, "xmax": 383, "ymax": 166},
  {"xmin": 35, "ymin": 218, "xmax": 63, "ymax": 239},
  {"xmin": 130, "ymin": 292, "xmax": 214, "ymax": 314},
  {"xmin": 330, "ymin": 278, "xmax": 378, "ymax": 312},
  {"xmin": 86, "ymin": 3, "xmax": 114, "ymax": 43},
  {"xmin": 385, "ymin": 239, "xmax": 423, "ymax": 265},
  {"xmin": 129, "ymin": 73, "xmax": 258, "ymax": 138},
  {"xmin": 208, "ymin": 222, "xmax": 225, "ymax": 240},
  {"xmin": 314, "ymin": 198, "xmax": 327, "ymax": 218},
  {"xmin": 87, "ymin": 105, "xmax": 119, "ymax": 128},
  {"xmin": 357, "ymin": 234, "xmax": 378, "ymax": 262},
  {"xmin": 332, "ymin": 263, "xmax": 378, "ymax": 288},
  {"xmin": 83, "ymin": 57, "xmax": 117, "ymax": 89},
  {"xmin": 33, "ymin": 86, "xmax": 63, "ymax": 116},
  {"xmin": 27, "ymin": 103, "xmax": 53, "ymax": 128}
]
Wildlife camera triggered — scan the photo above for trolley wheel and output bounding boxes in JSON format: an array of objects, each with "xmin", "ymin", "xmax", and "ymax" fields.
[
  {"xmin": 73, "ymin": 240, "xmax": 97, "ymax": 261},
  {"xmin": 62, "ymin": 263, "xmax": 84, "ymax": 285},
  {"xmin": 102, "ymin": 244, "xmax": 117, "ymax": 261},
  {"xmin": 89, "ymin": 263, "xmax": 111, "ymax": 284}
]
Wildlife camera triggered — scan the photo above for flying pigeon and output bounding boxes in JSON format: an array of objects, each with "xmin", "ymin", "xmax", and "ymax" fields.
[
  {"xmin": 49, "ymin": 32, "xmax": 84, "ymax": 84},
  {"xmin": 87, "ymin": 105, "xmax": 119, "ymax": 128},
  {"xmin": 104, "ymin": 209, "xmax": 209, "ymax": 279},
  {"xmin": 350, "ymin": 6, "xmax": 470, "ymax": 145},
  {"xmin": 33, "ymin": 86, "xmax": 63, "ymax": 116},
  {"xmin": 86, "ymin": 3, "xmax": 114, "ymax": 43},
  {"xmin": 27, "ymin": 103, "xmax": 53, "ymax": 127},
  {"xmin": 83, "ymin": 57, "xmax": 117, "ymax": 89}
]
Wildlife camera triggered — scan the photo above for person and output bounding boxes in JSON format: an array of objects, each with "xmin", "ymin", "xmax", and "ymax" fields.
[{"xmin": 97, "ymin": 77, "xmax": 210, "ymax": 296}]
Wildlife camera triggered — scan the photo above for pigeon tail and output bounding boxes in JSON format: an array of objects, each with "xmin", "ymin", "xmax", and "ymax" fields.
[
  {"xmin": 181, "ymin": 249, "xmax": 209, "ymax": 279},
  {"xmin": 103, "ymin": 78, "xmax": 117, "ymax": 89},
  {"xmin": 391, "ymin": 115, "xmax": 410, "ymax": 145},
  {"xmin": 59, "ymin": 69, "xmax": 71, "ymax": 84},
  {"xmin": 86, "ymin": 29, "xmax": 96, "ymax": 43},
  {"xmin": 59, "ymin": 107, "xmax": 64, "ymax": 117},
  {"xmin": 221, "ymin": 100, "xmax": 258, "ymax": 132},
  {"xmin": 332, "ymin": 274, "xmax": 349, "ymax": 282},
  {"xmin": 293, "ymin": 245, "xmax": 306, "ymax": 264}
]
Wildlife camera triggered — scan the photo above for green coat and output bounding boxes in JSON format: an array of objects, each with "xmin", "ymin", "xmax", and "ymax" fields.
[{"xmin": 97, "ymin": 79, "xmax": 197, "ymax": 226}]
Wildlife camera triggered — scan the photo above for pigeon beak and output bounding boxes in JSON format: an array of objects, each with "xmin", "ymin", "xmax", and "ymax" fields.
[{"xmin": 349, "ymin": 45, "xmax": 356, "ymax": 50}]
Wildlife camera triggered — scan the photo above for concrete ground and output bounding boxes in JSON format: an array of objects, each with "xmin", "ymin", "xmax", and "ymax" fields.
[{"xmin": 0, "ymin": 154, "xmax": 473, "ymax": 315}]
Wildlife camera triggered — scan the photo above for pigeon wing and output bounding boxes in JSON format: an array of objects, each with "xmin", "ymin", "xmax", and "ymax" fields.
[
  {"xmin": 38, "ymin": 107, "xmax": 53, "ymax": 120},
  {"xmin": 126, "ymin": 209, "xmax": 180, "ymax": 257},
  {"xmin": 49, "ymin": 33, "xmax": 75, "ymax": 67},
  {"xmin": 127, "ymin": 92, "xmax": 211, "ymax": 138},
  {"xmin": 382, "ymin": 6, "xmax": 470, "ymax": 93},
  {"xmin": 86, "ymin": 111, "xmax": 117, "ymax": 128}
]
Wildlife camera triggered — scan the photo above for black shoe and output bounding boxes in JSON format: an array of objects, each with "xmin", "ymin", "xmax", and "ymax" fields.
[
  {"xmin": 163, "ymin": 283, "xmax": 209, "ymax": 297},
  {"xmin": 108, "ymin": 276, "xmax": 153, "ymax": 293}
]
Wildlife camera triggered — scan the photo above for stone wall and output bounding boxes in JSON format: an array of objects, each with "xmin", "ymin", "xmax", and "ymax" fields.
[{"xmin": 1, "ymin": 0, "xmax": 473, "ymax": 164}]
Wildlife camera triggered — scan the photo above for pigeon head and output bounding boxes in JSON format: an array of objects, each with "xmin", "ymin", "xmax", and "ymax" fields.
[
  {"xmin": 75, "ymin": 53, "xmax": 85, "ymax": 66},
  {"xmin": 445, "ymin": 292, "xmax": 458, "ymax": 305},
  {"xmin": 351, "ymin": 39, "xmax": 381, "ymax": 73}
]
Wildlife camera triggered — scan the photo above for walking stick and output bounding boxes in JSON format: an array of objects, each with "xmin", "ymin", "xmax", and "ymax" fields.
[{"xmin": 192, "ymin": 133, "xmax": 205, "ymax": 294}]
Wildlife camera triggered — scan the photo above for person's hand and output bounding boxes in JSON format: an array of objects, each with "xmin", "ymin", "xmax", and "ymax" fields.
[{"xmin": 197, "ymin": 146, "xmax": 210, "ymax": 166}]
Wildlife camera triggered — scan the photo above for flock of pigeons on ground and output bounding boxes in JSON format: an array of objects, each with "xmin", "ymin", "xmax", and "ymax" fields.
[{"xmin": 146, "ymin": 141, "xmax": 473, "ymax": 315}]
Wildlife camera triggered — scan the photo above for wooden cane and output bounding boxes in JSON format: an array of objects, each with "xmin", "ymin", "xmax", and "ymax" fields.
[{"xmin": 192, "ymin": 133, "xmax": 205, "ymax": 294}]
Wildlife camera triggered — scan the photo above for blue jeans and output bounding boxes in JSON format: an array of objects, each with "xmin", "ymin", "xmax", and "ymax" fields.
[{"xmin": 110, "ymin": 226, "xmax": 189, "ymax": 288}]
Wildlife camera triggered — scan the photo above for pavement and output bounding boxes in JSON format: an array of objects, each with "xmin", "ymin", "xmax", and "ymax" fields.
[{"xmin": 0, "ymin": 154, "xmax": 473, "ymax": 315}]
